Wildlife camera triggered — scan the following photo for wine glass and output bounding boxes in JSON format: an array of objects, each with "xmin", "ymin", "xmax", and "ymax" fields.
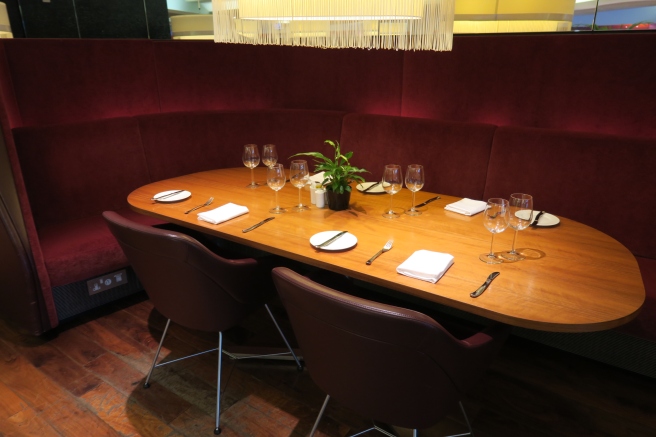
[
  {"xmin": 242, "ymin": 144, "xmax": 260, "ymax": 189},
  {"xmin": 479, "ymin": 198, "xmax": 510, "ymax": 264},
  {"xmin": 382, "ymin": 164, "xmax": 403, "ymax": 219},
  {"xmin": 267, "ymin": 163, "xmax": 287, "ymax": 214},
  {"xmin": 501, "ymin": 193, "xmax": 534, "ymax": 261},
  {"xmin": 262, "ymin": 144, "xmax": 278, "ymax": 168},
  {"xmin": 290, "ymin": 159, "xmax": 310, "ymax": 212},
  {"xmin": 405, "ymin": 164, "xmax": 424, "ymax": 216}
]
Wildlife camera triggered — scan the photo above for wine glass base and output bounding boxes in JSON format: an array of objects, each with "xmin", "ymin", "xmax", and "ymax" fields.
[
  {"xmin": 246, "ymin": 182, "xmax": 259, "ymax": 189},
  {"xmin": 382, "ymin": 211, "xmax": 400, "ymax": 219},
  {"xmin": 269, "ymin": 207, "xmax": 287, "ymax": 214},
  {"xmin": 405, "ymin": 208, "xmax": 421, "ymax": 216},
  {"xmin": 500, "ymin": 251, "xmax": 525, "ymax": 261},
  {"xmin": 479, "ymin": 253, "xmax": 504, "ymax": 264},
  {"xmin": 292, "ymin": 204, "xmax": 310, "ymax": 212}
]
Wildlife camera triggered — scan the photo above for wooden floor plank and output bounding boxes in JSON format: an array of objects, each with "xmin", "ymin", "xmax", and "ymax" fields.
[
  {"xmin": 1, "ymin": 296, "xmax": 656, "ymax": 436},
  {"xmin": 80, "ymin": 380, "xmax": 173, "ymax": 437},
  {"xmin": 0, "ymin": 404, "xmax": 62, "ymax": 437}
]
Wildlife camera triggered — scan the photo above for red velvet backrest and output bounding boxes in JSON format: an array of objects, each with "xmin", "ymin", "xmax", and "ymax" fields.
[
  {"xmin": 153, "ymin": 42, "xmax": 404, "ymax": 116},
  {"xmin": 138, "ymin": 109, "xmax": 346, "ymax": 182},
  {"xmin": 271, "ymin": 45, "xmax": 405, "ymax": 115},
  {"xmin": 2, "ymin": 39, "xmax": 161, "ymax": 128},
  {"xmin": 0, "ymin": 41, "xmax": 22, "ymax": 129},
  {"xmin": 484, "ymin": 126, "xmax": 656, "ymax": 258},
  {"xmin": 339, "ymin": 113, "xmax": 497, "ymax": 199},
  {"xmin": 13, "ymin": 118, "xmax": 150, "ymax": 227},
  {"xmin": 153, "ymin": 41, "xmax": 279, "ymax": 113},
  {"xmin": 402, "ymin": 33, "xmax": 656, "ymax": 139}
]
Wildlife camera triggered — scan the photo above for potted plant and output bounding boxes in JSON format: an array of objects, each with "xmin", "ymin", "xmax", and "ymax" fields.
[{"xmin": 292, "ymin": 140, "xmax": 368, "ymax": 211}]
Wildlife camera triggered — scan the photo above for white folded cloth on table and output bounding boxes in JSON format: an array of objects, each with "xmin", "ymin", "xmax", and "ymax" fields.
[
  {"xmin": 308, "ymin": 172, "xmax": 325, "ymax": 185},
  {"xmin": 444, "ymin": 198, "xmax": 487, "ymax": 216},
  {"xmin": 397, "ymin": 250, "xmax": 454, "ymax": 284},
  {"xmin": 198, "ymin": 203, "xmax": 249, "ymax": 225}
]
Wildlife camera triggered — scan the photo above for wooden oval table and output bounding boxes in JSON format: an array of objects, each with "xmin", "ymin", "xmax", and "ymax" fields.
[{"xmin": 128, "ymin": 167, "xmax": 645, "ymax": 333}]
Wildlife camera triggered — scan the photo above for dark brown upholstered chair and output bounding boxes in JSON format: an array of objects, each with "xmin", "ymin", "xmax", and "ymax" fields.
[
  {"xmin": 103, "ymin": 211, "xmax": 302, "ymax": 435},
  {"xmin": 272, "ymin": 267, "xmax": 511, "ymax": 437}
]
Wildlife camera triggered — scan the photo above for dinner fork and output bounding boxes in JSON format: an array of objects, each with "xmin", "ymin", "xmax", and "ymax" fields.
[
  {"xmin": 366, "ymin": 239, "xmax": 393, "ymax": 265},
  {"xmin": 185, "ymin": 197, "xmax": 214, "ymax": 214}
]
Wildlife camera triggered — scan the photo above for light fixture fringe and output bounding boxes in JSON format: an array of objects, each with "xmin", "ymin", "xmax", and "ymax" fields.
[{"xmin": 212, "ymin": 0, "xmax": 454, "ymax": 51}]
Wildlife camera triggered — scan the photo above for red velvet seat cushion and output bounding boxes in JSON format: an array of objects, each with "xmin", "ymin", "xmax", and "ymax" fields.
[
  {"xmin": 137, "ymin": 109, "xmax": 346, "ymax": 182},
  {"xmin": 38, "ymin": 208, "xmax": 164, "ymax": 287},
  {"xmin": 340, "ymin": 113, "xmax": 497, "ymax": 199}
]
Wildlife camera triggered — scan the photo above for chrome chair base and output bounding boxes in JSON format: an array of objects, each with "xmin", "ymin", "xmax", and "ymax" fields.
[
  {"xmin": 309, "ymin": 395, "xmax": 474, "ymax": 437},
  {"xmin": 143, "ymin": 304, "xmax": 303, "ymax": 435}
]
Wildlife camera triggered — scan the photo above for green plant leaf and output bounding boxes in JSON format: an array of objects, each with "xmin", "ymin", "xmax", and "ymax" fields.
[{"xmin": 294, "ymin": 139, "xmax": 369, "ymax": 192}]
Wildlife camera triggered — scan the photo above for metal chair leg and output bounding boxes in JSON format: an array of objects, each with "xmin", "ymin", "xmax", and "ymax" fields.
[
  {"xmin": 309, "ymin": 394, "xmax": 330, "ymax": 437},
  {"xmin": 143, "ymin": 318, "xmax": 220, "ymax": 388},
  {"xmin": 215, "ymin": 332, "xmax": 223, "ymax": 435},
  {"xmin": 444, "ymin": 401, "xmax": 474, "ymax": 437},
  {"xmin": 265, "ymin": 303, "xmax": 303, "ymax": 370},
  {"xmin": 144, "ymin": 318, "xmax": 171, "ymax": 388},
  {"xmin": 344, "ymin": 400, "xmax": 473, "ymax": 437}
]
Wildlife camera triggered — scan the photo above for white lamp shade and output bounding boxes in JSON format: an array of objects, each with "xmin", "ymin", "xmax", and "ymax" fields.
[{"xmin": 212, "ymin": 0, "xmax": 456, "ymax": 51}]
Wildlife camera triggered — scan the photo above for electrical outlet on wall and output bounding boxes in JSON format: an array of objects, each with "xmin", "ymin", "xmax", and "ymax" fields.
[{"xmin": 87, "ymin": 269, "xmax": 127, "ymax": 296}]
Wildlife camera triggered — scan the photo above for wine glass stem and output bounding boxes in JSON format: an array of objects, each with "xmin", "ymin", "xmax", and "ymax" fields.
[
  {"xmin": 389, "ymin": 193, "xmax": 393, "ymax": 213},
  {"xmin": 275, "ymin": 190, "xmax": 279, "ymax": 209},
  {"xmin": 489, "ymin": 233, "xmax": 496, "ymax": 256},
  {"xmin": 298, "ymin": 187, "xmax": 302, "ymax": 206},
  {"xmin": 510, "ymin": 228, "xmax": 519, "ymax": 253},
  {"xmin": 411, "ymin": 191, "xmax": 416, "ymax": 210},
  {"xmin": 250, "ymin": 168, "xmax": 255, "ymax": 185}
]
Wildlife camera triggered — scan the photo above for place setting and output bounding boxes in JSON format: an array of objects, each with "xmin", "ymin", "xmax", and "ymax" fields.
[
  {"xmin": 150, "ymin": 189, "xmax": 191, "ymax": 203},
  {"xmin": 310, "ymin": 230, "xmax": 358, "ymax": 251},
  {"xmin": 477, "ymin": 193, "xmax": 557, "ymax": 264},
  {"xmin": 374, "ymin": 163, "xmax": 437, "ymax": 217}
]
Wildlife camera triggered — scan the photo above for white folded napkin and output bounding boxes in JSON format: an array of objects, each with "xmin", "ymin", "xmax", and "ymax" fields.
[
  {"xmin": 308, "ymin": 172, "xmax": 325, "ymax": 186},
  {"xmin": 197, "ymin": 203, "xmax": 249, "ymax": 225},
  {"xmin": 444, "ymin": 198, "xmax": 487, "ymax": 216},
  {"xmin": 397, "ymin": 250, "xmax": 454, "ymax": 284}
]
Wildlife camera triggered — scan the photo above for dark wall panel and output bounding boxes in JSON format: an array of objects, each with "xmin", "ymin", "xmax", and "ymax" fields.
[
  {"xmin": 9, "ymin": 0, "xmax": 170, "ymax": 39},
  {"xmin": 19, "ymin": 0, "xmax": 79, "ymax": 38},
  {"xmin": 76, "ymin": 0, "xmax": 149, "ymax": 38},
  {"xmin": 145, "ymin": 0, "xmax": 171, "ymax": 39}
]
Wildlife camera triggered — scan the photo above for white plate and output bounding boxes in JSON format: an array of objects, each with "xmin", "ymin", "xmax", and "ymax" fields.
[
  {"xmin": 310, "ymin": 231, "xmax": 358, "ymax": 251},
  {"xmin": 356, "ymin": 182, "xmax": 385, "ymax": 194},
  {"xmin": 516, "ymin": 210, "xmax": 560, "ymax": 227},
  {"xmin": 153, "ymin": 190, "xmax": 191, "ymax": 203}
]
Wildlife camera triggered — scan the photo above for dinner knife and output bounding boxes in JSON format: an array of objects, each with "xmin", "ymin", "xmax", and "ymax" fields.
[
  {"xmin": 362, "ymin": 181, "xmax": 381, "ymax": 193},
  {"xmin": 315, "ymin": 231, "xmax": 347, "ymax": 248},
  {"xmin": 414, "ymin": 196, "xmax": 441, "ymax": 208},
  {"xmin": 532, "ymin": 210, "xmax": 546, "ymax": 226},
  {"xmin": 151, "ymin": 190, "xmax": 184, "ymax": 201},
  {"xmin": 242, "ymin": 217, "xmax": 275, "ymax": 233},
  {"xmin": 470, "ymin": 272, "xmax": 500, "ymax": 298}
]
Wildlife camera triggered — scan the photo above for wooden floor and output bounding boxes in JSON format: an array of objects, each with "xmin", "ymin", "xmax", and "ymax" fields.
[{"xmin": 1, "ymin": 293, "xmax": 655, "ymax": 437}]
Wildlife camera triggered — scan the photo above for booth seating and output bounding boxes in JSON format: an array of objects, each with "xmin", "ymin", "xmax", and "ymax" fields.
[{"xmin": 0, "ymin": 37, "xmax": 654, "ymax": 377}]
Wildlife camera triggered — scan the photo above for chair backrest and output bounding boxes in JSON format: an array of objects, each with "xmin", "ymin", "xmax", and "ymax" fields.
[
  {"xmin": 103, "ymin": 211, "xmax": 272, "ymax": 332},
  {"xmin": 272, "ymin": 267, "xmax": 510, "ymax": 430}
]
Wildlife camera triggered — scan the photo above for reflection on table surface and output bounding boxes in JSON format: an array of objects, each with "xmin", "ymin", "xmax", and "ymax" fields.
[{"xmin": 128, "ymin": 167, "xmax": 645, "ymax": 333}]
